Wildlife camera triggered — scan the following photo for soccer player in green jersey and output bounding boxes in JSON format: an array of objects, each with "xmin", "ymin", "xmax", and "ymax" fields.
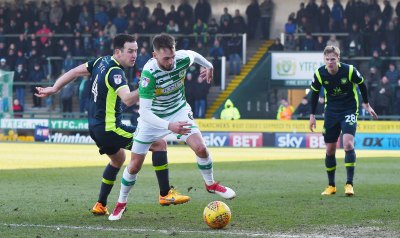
[
  {"xmin": 35, "ymin": 34, "xmax": 189, "ymax": 216},
  {"xmin": 109, "ymin": 33, "xmax": 236, "ymax": 221},
  {"xmin": 309, "ymin": 46, "xmax": 378, "ymax": 196}
]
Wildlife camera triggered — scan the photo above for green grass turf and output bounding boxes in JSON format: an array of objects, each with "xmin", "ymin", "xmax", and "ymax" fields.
[{"xmin": 0, "ymin": 158, "xmax": 399, "ymax": 237}]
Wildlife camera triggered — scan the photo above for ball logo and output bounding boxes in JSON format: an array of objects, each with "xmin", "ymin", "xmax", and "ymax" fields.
[{"xmin": 276, "ymin": 59, "xmax": 296, "ymax": 76}]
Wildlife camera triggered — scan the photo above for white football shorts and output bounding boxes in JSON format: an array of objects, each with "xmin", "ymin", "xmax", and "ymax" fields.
[{"xmin": 132, "ymin": 104, "xmax": 201, "ymax": 154}]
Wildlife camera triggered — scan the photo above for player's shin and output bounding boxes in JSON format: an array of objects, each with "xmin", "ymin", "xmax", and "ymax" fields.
[
  {"xmin": 345, "ymin": 149, "xmax": 356, "ymax": 185},
  {"xmin": 197, "ymin": 156, "xmax": 214, "ymax": 186},
  {"xmin": 98, "ymin": 163, "xmax": 120, "ymax": 206},
  {"xmin": 152, "ymin": 151, "xmax": 170, "ymax": 196},
  {"xmin": 118, "ymin": 166, "xmax": 137, "ymax": 203},
  {"xmin": 325, "ymin": 154, "xmax": 337, "ymax": 186}
]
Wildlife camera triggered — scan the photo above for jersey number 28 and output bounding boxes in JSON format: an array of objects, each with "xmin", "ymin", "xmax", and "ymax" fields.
[{"xmin": 345, "ymin": 114, "xmax": 357, "ymax": 124}]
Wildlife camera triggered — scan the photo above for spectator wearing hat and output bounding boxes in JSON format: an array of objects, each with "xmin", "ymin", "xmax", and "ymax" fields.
[
  {"xmin": 0, "ymin": 58, "xmax": 10, "ymax": 71},
  {"xmin": 220, "ymin": 99, "xmax": 241, "ymax": 120}
]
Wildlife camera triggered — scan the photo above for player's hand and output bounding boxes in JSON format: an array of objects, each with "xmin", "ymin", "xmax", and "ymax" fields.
[
  {"xmin": 363, "ymin": 103, "xmax": 378, "ymax": 120},
  {"xmin": 309, "ymin": 114, "xmax": 316, "ymax": 132},
  {"xmin": 200, "ymin": 67, "xmax": 213, "ymax": 84},
  {"xmin": 35, "ymin": 86, "xmax": 57, "ymax": 98},
  {"xmin": 168, "ymin": 121, "xmax": 192, "ymax": 135}
]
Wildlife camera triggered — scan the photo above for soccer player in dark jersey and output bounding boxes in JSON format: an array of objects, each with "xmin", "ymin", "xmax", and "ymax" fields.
[
  {"xmin": 309, "ymin": 45, "xmax": 378, "ymax": 196},
  {"xmin": 35, "ymin": 34, "xmax": 189, "ymax": 216}
]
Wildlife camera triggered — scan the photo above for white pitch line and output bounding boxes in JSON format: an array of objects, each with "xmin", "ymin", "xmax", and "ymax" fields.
[{"xmin": 2, "ymin": 223, "xmax": 343, "ymax": 238}]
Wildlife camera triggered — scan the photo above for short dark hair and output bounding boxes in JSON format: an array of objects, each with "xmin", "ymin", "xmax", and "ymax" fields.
[
  {"xmin": 113, "ymin": 34, "xmax": 136, "ymax": 50},
  {"xmin": 152, "ymin": 33, "xmax": 175, "ymax": 52}
]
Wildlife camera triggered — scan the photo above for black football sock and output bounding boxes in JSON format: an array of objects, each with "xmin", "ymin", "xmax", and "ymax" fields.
[
  {"xmin": 325, "ymin": 154, "xmax": 337, "ymax": 186},
  {"xmin": 152, "ymin": 151, "xmax": 170, "ymax": 196},
  {"xmin": 98, "ymin": 163, "xmax": 120, "ymax": 206},
  {"xmin": 345, "ymin": 149, "xmax": 356, "ymax": 185}
]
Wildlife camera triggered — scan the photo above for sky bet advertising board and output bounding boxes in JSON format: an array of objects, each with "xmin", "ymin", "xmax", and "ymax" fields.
[
  {"xmin": 274, "ymin": 133, "xmax": 341, "ymax": 149},
  {"xmin": 201, "ymin": 132, "xmax": 263, "ymax": 148}
]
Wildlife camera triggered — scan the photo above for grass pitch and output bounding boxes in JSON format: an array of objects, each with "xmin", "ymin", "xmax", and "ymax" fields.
[{"xmin": 0, "ymin": 143, "xmax": 399, "ymax": 238}]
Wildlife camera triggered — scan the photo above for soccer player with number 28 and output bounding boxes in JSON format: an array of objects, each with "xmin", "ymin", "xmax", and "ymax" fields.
[{"xmin": 309, "ymin": 46, "xmax": 378, "ymax": 197}]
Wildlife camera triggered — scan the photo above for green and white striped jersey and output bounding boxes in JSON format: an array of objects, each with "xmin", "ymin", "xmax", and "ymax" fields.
[{"xmin": 139, "ymin": 50, "xmax": 194, "ymax": 118}]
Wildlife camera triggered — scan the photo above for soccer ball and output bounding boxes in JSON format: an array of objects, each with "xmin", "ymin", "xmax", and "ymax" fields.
[{"xmin": 203, "ymin": 201, "xmax": 232, "ymax": 229}]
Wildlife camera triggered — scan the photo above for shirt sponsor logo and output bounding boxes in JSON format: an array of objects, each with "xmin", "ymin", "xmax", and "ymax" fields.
[
  {"xmin": 141, "ymin": 77, "xmax": 150, "ymax": 87},
  {"xmin": 114, "ymin": 74, "xmax": 122, "ymax": 84},
  {"xmin": 163, "ymin": 80, "xmax": 183, "ymax": 94}
]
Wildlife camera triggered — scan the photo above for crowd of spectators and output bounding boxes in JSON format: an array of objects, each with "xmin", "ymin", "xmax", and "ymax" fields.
[
  {"xmin": 279, "ymin": 0, "xmax": 400, "ymax": 117},
  {"xmin": 0, "ymin": 0, "xmax": 274, "ymax": 117}
]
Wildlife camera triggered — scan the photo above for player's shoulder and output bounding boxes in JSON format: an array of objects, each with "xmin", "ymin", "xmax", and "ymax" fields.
[
  {"xmin": 142, "ymin": 58, "xmax": 158, "ymax": 77},
  {"xmin": 175, "ymin": 50, "xmax": 191, "ymax": 60},
  {"xmin": 143, "ymin": 58, "xmax": 157, "ymax": 70},
  {"xmin": 315, "ymin": 65, "xmax": 327, "ymax": 74},
  {"xmin": 339, "ymin": 62, "xmax": 351, "ymax": 70}
]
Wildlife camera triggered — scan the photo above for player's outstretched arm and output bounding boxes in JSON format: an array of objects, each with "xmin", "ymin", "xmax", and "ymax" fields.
[
  {"xmin": 35, "ymin": 64, "xmax": 90, "ymax": 98},
  {"xmin": 362, "ymin": 103, "xmax": 378, "ymax": 120},
  {"xmin": 117, "ymin": 87, "xmax": 139, "ymax": 107},
  {"xmin": 187, "ymin": 50, "xmax": 214, "ymax": 83}
]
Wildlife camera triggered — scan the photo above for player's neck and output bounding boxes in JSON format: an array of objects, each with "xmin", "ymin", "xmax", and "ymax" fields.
[{"xmin": 327, "ymin": 67, "xmax": 338, "ymax": 75}]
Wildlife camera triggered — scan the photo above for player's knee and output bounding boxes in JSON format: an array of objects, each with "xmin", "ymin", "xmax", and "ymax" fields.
[
  {"xmin": 112, "ymin": 157, "xmax": 125, "ymax": 168},
  {"xmin": 193, "ymin": 144, "xmax": 208, "ymax": 157},
  {"xmin": 343, "ymin": 142, "xmax": 354, "ymax": 151},
  {"xmin": 128, "ymin": 163, "xmax": 142, "ymax": 174},
  {"xmin": 150, "ymin": 139, "xmax": 167, "ymax": 151}
]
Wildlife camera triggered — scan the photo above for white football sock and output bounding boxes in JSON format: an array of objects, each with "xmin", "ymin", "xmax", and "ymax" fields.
[
  {"xmin": 196, "ymin": 156, "xmax": 214, "ymax": 186},
  {"xmin": 118, "ymin": 166, "xmax": 137, "ymax": 203}
]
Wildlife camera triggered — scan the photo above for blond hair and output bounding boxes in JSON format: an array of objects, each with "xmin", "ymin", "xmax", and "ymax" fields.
[{"xmin": 323, "ymin": 45, "xmax": 340, "ymax": 57}]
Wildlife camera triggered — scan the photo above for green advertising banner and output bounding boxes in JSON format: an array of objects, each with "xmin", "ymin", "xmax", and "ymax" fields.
[{"xmin": 0, "ymin": 70, "xmax": 14, "ymax": 118}]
